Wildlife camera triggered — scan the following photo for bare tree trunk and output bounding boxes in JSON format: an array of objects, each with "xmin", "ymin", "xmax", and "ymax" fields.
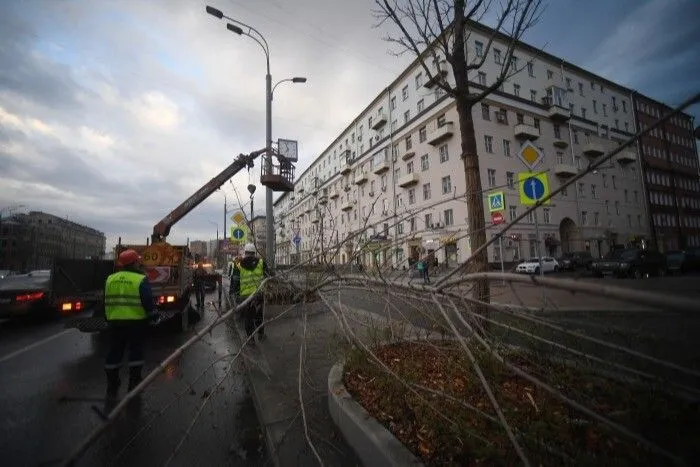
[{"xmin": 456, "ymin": 98, "xmax": 490, "ymax": 305}]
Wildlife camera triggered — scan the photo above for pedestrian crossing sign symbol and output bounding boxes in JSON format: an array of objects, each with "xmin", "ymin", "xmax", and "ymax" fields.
[{"xmin": 487, "ymin": 191, "xmax": 505, "ymax": 213}]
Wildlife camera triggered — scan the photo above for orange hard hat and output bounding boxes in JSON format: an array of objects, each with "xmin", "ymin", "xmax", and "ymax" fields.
[{"xmin": 118, "ymin": 249, "xmax": 141, "ymax": 267}]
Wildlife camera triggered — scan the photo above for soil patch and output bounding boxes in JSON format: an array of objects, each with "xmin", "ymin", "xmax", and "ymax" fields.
[{"xmin": 343, "ymin": 340, "xmax": 699, "ymax": 466}]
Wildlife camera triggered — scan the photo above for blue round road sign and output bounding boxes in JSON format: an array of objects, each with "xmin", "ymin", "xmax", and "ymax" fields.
[
  {"xmin": 232, "ymin": 228, "xmax": 245, "ymax": 240},
  {"xmin": 523, "ymin": 177, "xmax": 545, "ymax": 201},
  {"xmin": 293, "ymin": 235, "xmax": 301, "ymax": 246}
]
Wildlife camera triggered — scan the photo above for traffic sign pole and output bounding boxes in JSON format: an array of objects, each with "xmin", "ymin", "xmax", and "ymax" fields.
[{"xmin": 532, "ymin": 179, "xmax": 543, "ymax": 278}]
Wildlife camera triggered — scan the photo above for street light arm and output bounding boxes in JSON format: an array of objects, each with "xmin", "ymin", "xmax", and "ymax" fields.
[
  {"xmin": 222, "ymin": 14, "xmax": 270, "ymax": 71},
  {"xmin": 271, "ymin": 77, "xmax": 307, "ymax": 101}
]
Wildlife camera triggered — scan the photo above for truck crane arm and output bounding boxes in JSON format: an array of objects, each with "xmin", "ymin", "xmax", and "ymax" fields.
[{"xmin": 151, "ymin": 147, "xmax": 269, "ymax": 243}]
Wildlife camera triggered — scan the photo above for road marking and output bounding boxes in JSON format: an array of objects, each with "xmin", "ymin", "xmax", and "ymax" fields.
[{"xmin": 0, "ymin": 328, "xmax": 74, "ymax": 364}]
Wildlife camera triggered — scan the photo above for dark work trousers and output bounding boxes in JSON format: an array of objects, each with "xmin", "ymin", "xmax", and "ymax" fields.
[
  {"xmin": 422, "ymin": 268, "xmax": 430, "ymax": 283},
  {"xmin": 105, "ymin": 320, "xmax": 148, "ymax": 371},
  {"xmin": 194, "ymin": 283, "xmax": 205, "ymax": 309},
  {"xmin": 242, "ymin": 295, "xmax": 264, "ymax": 337}
]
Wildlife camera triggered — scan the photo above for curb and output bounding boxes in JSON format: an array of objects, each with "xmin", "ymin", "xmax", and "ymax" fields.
[
  {"xmin": 222, "ymin": 292, "xmax": 281, "ymax": 467},
  {"xmin": 328, "ymin": 362, "xmax": 424, "ymax": 467}
]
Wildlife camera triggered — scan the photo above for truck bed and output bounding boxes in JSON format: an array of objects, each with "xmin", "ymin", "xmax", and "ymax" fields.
[{"xmin": 51, "ymin": 258, "xmax": 114, "ymax": 302}]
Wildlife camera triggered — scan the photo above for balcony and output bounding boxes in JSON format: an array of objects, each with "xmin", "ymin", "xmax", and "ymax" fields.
[
  {"xmin": 583, "ymin": 142, "xmax": 605, "ymax": 157},
  {"xmin": 340, "ymin": 163, "xmax": 352, "ymax": 175},
  {"xmin": 373, "ymin": 159, "xmax": 390, "ymax": 174},
  {"xmin": 297, "ymin": 186, "xmax": 305, "ymax": 194},
  {"xmin": 554, "ymin": 164, "xmax": 578, "ymax": 177},
  {"xmin": 514, "ymin": 123, "xmax": 540, "ymax": 140},
  {"xmin": 371, "ymin": 112, "xmax": 387, "ymax": 130},
  {"xmin": 310, "ymin": 213, "xmax": 320, "ymax": 224},
  {"xmin": 427, "ymin": 122, "xmax": 455, "ymax": 146},
  {"xmin": 341, "ymin": 201, "xmax": 353, "ymax": 211},
  {"xmin": 616, "ymin": 151, "xmax": 637, "ymax": 165},
  {"xmin": 542, "ymin": 97, "xmax": 571, "ymax": 121},
  {"xmin": 401, "ymin": 151, "xmax": 415, "ymax": 161},
  {"xmin": 423, "ymin": 69, "xmax": 448, "ymax": 89},
  {"xmin": 553, "ymin": 138, "xmax": 568, "ymax": 148},
  {"xmin": 353, "ymin": 172, "xmax": 368, "ymax": 185},
  {"xmin": 329, "ymin": 189, "xmax": 339, "ymax": 199},
  {"xmin": 318, "ymin": 195, "xmax": 328, "ymax": 205},
  {"xmin": 398, "ymin": 172, "xmax": 420, "ymax": 188}
]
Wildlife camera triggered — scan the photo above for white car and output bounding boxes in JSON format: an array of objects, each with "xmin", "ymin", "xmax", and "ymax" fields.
[{"xmin": 515, "ymin": 257, "xmax": 560, "ymax": 274}]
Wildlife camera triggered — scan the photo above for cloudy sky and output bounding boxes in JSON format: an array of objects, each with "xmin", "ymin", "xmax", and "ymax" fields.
[{"xmin": 1, "ymin": 0, "xmax": 698, "ymax": 251}]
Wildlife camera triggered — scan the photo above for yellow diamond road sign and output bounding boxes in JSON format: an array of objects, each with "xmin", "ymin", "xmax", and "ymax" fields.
[
  {"xmin": 231, "ymin": 211, "xmax": 246, "ymax": 225},
  {"xmin": 517, "ymin": 141, "xmax": 544, "ymax": 170}
]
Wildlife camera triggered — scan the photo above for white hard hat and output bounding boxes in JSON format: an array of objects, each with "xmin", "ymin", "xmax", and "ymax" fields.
[{"xmin": 244, "ymin": 243, "xmax": 256, "ymax": 254}]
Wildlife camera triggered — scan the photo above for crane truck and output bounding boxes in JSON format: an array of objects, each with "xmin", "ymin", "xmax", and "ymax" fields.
[{"xmin": 67, "ymin": 147, "xmax": 271, "ymax": 334}]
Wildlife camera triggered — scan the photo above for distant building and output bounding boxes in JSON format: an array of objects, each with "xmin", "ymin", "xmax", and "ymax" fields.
[
  {"xmin": 189, "ymin": 240, "xmax": 208, "ymax": 259},
  {"xmin": 250, "ymin": 215, "xmax": 267, "ymax": 258},
  {"xmin": 0, "ymin": 211, "xmax": 106, "ymax": 271}
]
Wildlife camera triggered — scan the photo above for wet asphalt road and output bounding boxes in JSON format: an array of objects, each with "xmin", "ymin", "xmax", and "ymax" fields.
[{"xmin": 0, "ymin": 290, "xmax": 267, "ymax": 467}]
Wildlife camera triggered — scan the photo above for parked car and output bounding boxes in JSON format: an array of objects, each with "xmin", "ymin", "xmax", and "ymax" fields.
[
  {"xmin": 515, "ymin": 257, "xmax": 559, "ymax": 274},
  {"xmin": 590, "ymin": 250, "xmax": 625, "ymax": 277},
  {"xmin": 558, "ymin": 251, "xmax": 594, "ymax": 271},
  {"xmin": 615, "ymin": 249, "xmax": 667, "ymax": 279},
  {"xmin": 0, "ymin": 269, "xmax": 17, "ymax": 280},
  {"xmin": 0, "ymin": 271, "xmax": 52, "ymax": 319},
  {"xmin": 665, "ymin": 249, "xmax": 700, "ymax": 275}
]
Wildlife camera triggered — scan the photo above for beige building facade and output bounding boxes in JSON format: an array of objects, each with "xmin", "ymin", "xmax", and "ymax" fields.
[{"xmin": 274, "ymin": 22, "xmax": 652, "ymax": 268}]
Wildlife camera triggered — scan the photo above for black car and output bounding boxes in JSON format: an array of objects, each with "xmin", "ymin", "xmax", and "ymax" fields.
[
  {"xmin": 0, "ymin": 271, "xmax": 52, "ymax": 319},
  {"xmin": 590, "ymin": 250, "xmax": 624, "ymax": 277},
  {"xmin": 666, "ymin": 249, "xmax": 700, "ymax": 275},
  {"xmin": 558, "ymin": 251, "xmax": 594, "ymax": 271},
  {"xmin": 614, "ymin": 249, "xmax": 667, "ymax": 279}
]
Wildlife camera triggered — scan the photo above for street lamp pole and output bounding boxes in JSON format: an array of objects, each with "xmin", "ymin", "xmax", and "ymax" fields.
[{"xmin": 205, "ymin": 5, "xmax": 306, "ymax": 270}]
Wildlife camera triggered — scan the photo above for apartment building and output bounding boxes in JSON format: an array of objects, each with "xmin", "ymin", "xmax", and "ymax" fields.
[
  {"xmin": 274, "ymin": 21, "xmax": 659, "ymax": 268},
  {"xmin": 189, "ymin": 240, "xmax": 208, "ymax": 259},
  {"xmin": 631, "ymin": 93, "xmax": 700, "ymax": 251},
  {"xmin": 0, "ymin": 211, "xmax": 106, "ymax": 270}
]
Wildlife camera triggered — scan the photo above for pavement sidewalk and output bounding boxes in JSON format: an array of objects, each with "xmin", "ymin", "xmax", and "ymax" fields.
[{"xmin": 222, "ymin": 287, "xmax": 364, "ymax": 467}]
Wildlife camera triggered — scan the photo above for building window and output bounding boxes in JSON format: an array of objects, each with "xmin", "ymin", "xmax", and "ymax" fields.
[
  {"xmin": 442, "ymin": 175, "xmax": 452, "ymax": 194},
  {"xmin": 444, "ymin": 209, "xmax": 454, "ymax": 226},
  {"xmin": 423, "ymin": 183, "xmax": 431, "ymax": 200},
  {"xmin": 578, "ymin": 182, "xmax": 585, "ymax": 197},
  {"xmin": 565, "ymin": 77, "xmax": 572, "ymax": 90},
  {"xmin": 420, "ymin": 154, "xmax": 429, "ymax": 171},
  {"xmin": 605, "ymin": 200, "xmax": 610, "ymax": 214},
  {"xmin": 527, "ymin": 210, "xmax": 535, "ymax": 224},
  {"xmin": 488, "ymin": 169, "xmax": 496, "ymax": 187},
  {"xmin": 553, "ymin": 124, "xmax": 561, "ymax": 139},
  {"xmin": 417, "ymin": 99, "xmax": 424, "ymax": 113},
  {"xmin": 622, "ymin": 100, "xmax": 627, "ymax": 113},
  {"xmin": 513, "ymin": 83, "xmax": 521, "ymax": 97},
  {"xmin": 419, "ymin": 126, "xmax": 427, "ymax": 142},
  {"xmin": 517, "ymin": 113, "xmax": 524, "ymax": 124},
  {"xmin": 405, "ymin": 135, "xmax": 412, "ymax": 150},
  {"xmin": 625, "ymin": 121, "xmax": 629, "ymax": 132},
  {"xmin": 415, "ymin": 73, "xmax": 423, "ymax": 89},
  {"xmin": 580, "ymin": 211, "xmax": 588, "ymax": 226},
  {"xmin": 603, "ymin": 103, "xmax": 608, "ymax": 117},
  {"xmin": 547, "ymin": 69, "xmax": 554, "ymax": 79},
  {"xmin": 425, "ymin": 213, "xmax": 432, "ymax": 228},
  {"xmin": 408, "ymin": 188, "xmax": 415, "ymax": 204},
  {"xmin": 578, "ymin": 82, "xmax": 584, "ymax": 96},
  {"xmin": 437, "ymin": 114, "xmax": 447, "ymax": 126},
  {"xmin": 602, "ymin": 173, "xmax": 607, "ymax": 188},
  {"xmin": 509, "ymin": 206, "xmax": 517, "ymax": 221},
  {"xmin": 506, "ymin": 172, "xmax": 515, "ymax": 189},
  {"xmin": 478, "ymin": 72, "xmax": 486, "ymax": 86},
  {"xmin": 533, "ymin": 118, "xmax": 540, "ymax": 129},
  {"xmin": 390, "ymin": 96, "xmax": 396, "ymax": 110},
  {"xmin": 593, "ymin": 100, "xmax": 598, "ymax": 113},
  {"xmin": 575, "ymin": 156, "xmax": 582, "ymax": 169},
  {"xmin": 503, "ymin": 139, "xmax": 511, "ymax": 157},
  {"xmin": 581, "ymin": 108, "xmax": 587, "ymax": 119},
  {"xmin": 594, "ymin": 212, "xmax": 600, "ymax": 226},
  {"xmin": 634, "ymin": 190, "xmax": 639, "ymax": 204},
  {"xmin": 439, "ymin": 144, "xmax": 449, "ymax": 162},
  {"xmin": 543, "ymin": 208, "xmax": 551, "ymax": 224},
  {"xmin": 612, "ymin": 175, "xmax": 617, "ymax": 189},
  {"xmin": 494, "ymin": 48, "xmax": 502, "ymax": 64},
  {"xmin": 615, "ymin": 201, "xmax": 620, "ymax": 215},
  {"xmin": 556, "ymin": 151, "xmax": 564, "ymax": 164},
  {"xmin": 404, "ymin": 110, "xmax": 410, "ymax": 124},
  {"xmin": 624, "ymin": 189, "xmax": 629, "ymax": 203},
  {"xmin": 406, "ymin": 161, "xmax": 414, "ymax": 174},
  {"xmin": 591, "ymin": 184, "xmax": 597, "ymax": 199},
  {"xmin": 530, "ymin": 89, "xmax": 537, "ymax": 102},
  {"xmin": 484, "ymin": 135, "xmax": 494, "ymax": 153},
  {"xmin": 402, "ymin": 85, "xmax": 409, "ymax": 100},
  {"xmin": 627, "ymin": 214, "xmax": 632, "ymax": 228},
  {"xmin": 475, "ymin": 41, "xmax": 483, "ymax": 57},
  {"xmin": 527, "ymin": 61, "xmax": 534, "ymax": 77},
  {"xmin": 482, "ymin": 103, "xmax": 490, "ymax": 120},
  {"xmin": 397, "ymin": 222, "xmax": 404, "ymax": 235}
]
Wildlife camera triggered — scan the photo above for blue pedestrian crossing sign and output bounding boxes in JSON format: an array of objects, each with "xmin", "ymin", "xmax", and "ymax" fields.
[
  {"xmin": 518, "ymin": 171, "xmax": 551, "ymax": 206},
  {"xmin": 487, "ymin": 191, "xmax": 505, "ymax": 213}
]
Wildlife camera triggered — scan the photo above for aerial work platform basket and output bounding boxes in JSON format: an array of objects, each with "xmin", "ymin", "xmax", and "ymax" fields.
[{"xmin": 261, "ymin": 155, "xmax": 295, "ymax": 192}]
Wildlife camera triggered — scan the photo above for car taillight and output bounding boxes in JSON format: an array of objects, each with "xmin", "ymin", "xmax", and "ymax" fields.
[
  {"xmin": 16, "ymin": 291, "xmax": 44, "ymax": 302},
  {"xmin": 158, "ymin": 295, "xmax": 176, "ymax": 304},
  {"xmin": 61, "ymin": 301, "xmax": 83, "ymax": 312}
]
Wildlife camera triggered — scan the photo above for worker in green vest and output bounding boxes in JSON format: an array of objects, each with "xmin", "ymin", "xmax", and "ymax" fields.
[
  {"xmin": 104, "ymin": 248, "xmax": 155, "ymax": 400},
  {"xmin": 231, "ymin": 243, "xmax": 269, "ymax": 346}
]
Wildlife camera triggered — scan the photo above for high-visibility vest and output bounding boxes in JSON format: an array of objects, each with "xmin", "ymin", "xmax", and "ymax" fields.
[
  {"xmin": 239, "ymin": 260, "xmax": 264, "ymax": 297},
  {"xmin": 105, "ymin": 271, "xmax": 148, "ymax": 321}
]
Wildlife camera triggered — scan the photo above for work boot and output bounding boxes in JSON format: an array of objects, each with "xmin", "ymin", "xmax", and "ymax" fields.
[
  {"xmin": 105, "ymin": 368, "xmax": 121, "ymax": 399},
  {"xmin": 128, "ymin": 366, "xmax": 143, "ymax": 392}
]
